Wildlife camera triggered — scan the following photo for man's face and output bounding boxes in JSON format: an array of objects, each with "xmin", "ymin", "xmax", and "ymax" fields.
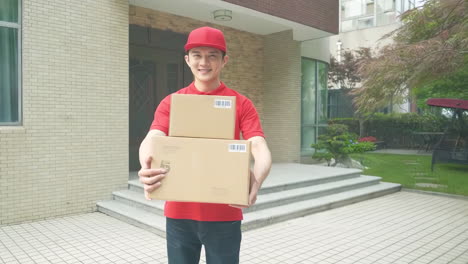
[{"xmin": 185, "ymin": 47, "xmax": 228, "ymax": 84}]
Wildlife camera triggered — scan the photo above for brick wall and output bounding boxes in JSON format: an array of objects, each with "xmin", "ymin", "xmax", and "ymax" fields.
[
  {"xmin": 129, "ymin": 6, "xmax": 265, "ymax": 118},
  {"xmin": 0, "ymin": 0, "xmax": 129, "ymax": 225},
  {"xmin": 262, "ymin": 30, "xmax": 302, "ymax": 163},
  {"xmin": 222, "ymin": 0, "xmax": 339, "ymax": 34}
]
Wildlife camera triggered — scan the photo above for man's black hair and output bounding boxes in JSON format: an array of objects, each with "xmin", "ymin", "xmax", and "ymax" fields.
[{"xmin": 186, "ymin": 49, "xmax": 226, "ymax": 58}]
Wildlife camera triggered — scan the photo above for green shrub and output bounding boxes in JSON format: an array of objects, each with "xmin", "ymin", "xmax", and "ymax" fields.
[
  {"xmin": 312, "ymin": 124, "xmax": 376, "ymax": 166},
  {"xmin": 328, "ymin": 118, "xmax": 360, "ymax": 135}
]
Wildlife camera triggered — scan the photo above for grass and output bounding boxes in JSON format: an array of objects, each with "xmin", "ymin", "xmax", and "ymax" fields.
[{"xmin": 350, "ymin": 153, "xmax": 468, "ymax": 196}]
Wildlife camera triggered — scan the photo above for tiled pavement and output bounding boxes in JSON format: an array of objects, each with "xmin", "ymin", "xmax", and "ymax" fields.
[{"xmin": 1, "ymin": 191, "xmax": 468, "ymax": 264}]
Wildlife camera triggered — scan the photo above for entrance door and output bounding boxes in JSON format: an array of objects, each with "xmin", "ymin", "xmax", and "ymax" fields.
[{"xmin": 129, "ymin": 27, "xmax": 193, "ymax": 171}]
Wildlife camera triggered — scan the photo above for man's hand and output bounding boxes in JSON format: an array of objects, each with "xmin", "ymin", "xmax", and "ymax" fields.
[
  {"xmin": 230, "ymin": 170, "xmax": 260, "ymax": 209},
  {"xmin": 230, "ymin": 136, "xmax": 271, "ymax": 209},
  {"xmin": 138, "ymin": 156, "xmax": 167, "ymax": 200}
]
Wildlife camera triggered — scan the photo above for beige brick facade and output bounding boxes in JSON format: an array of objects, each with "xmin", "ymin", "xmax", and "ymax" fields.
[
  {"xmin": 129, "ymin": 6, "xmax": 265, "ymax": 118},
  {"xmin": 1, "ymin": 3, "xmax": 313, "ymax": 225},
  {"xmin": 263, "ymin": 30, "xmax": 302, "ymax": 163},
  {"xmin": 0, "ymin": 0, "xmax": 129, "ymax": 225}
]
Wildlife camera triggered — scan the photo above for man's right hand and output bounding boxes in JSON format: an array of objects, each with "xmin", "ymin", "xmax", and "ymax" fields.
[{"xmin": 138, "ymin": 156, "xmax": 167, "ymax": 200}]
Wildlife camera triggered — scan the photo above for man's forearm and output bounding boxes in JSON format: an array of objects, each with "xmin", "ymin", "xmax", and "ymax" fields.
[
  {"xmin": 139, "ymin": 129, "xmax": 166, "ymax": 168},
  {"xmin": 249, "ymin": 136, "xmax": 272, "ymax": 186}
]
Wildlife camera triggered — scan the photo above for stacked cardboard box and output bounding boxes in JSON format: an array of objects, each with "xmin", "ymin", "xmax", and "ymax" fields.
[{"xmin": 148, "ymin": 94, "xmax": 251, "ymax": 206}]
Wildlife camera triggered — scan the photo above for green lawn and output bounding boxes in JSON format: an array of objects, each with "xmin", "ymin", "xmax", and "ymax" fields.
[{"xmin": 350, "ymin": 153, "xmax": 468, "ymax": 196}]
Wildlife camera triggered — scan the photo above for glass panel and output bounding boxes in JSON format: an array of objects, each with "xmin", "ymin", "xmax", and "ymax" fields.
[
  {"xmin": 341, "ymin": 0, "xmax": 379, "ymax": 31},
  {"xmin": 301, "ymin": 58, "xmax": 330, "ymax": 154},
  {"xmin": 0, "ymin": 0, "xmax": 19, "ymax": 23},
  {"xmin": 301, "ymin": 126, "xmax": 316, "ymax": 151},
  {"xmin": 357, "ymin": 17, "xmax": 375, "ymax": 29},
  {"xmin": 317, "ymin": 126, "xmax": 328, "ymax": 141},
  {"xmin": 317, "ymin": 62, "xmax": 328, "ymax": 125},
  {"xmin": 376, "ymin": 0, "xmax": 396, "ymax": 26},
  {"xmin": 365, "ymin": 1, "xmax": 375, "ymax": 16},
  {"xmin": 342, "ymin": 0, "xmax": 365, "ymax": 19},
  {"xmin": 396, "ymin": 0, "xmax": 416, "ymax": 15},
  {"xmin": 0, "ymin": 27, "xmax": 19, "ymax": 123},
  {"xmin": 342, "ymin": 0, "xmax": 375, "ymax": 18},
  {"xmin": 301, "ymin": 58, "xmax": 317, "ymax": 153},
  {"xmin": 301, "ymin": 59, "xmax": 316, "ymax": 126}
]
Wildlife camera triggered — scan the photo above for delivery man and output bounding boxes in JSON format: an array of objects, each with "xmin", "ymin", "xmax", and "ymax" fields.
[{"xmin": 138, "ymin": 26, "xmax": 272, "ymax": 264}]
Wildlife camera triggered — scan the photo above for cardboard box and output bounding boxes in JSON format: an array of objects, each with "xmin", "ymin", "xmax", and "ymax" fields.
[
  {"xmin": 169, "ymin": 94, "xmax": 236, "ymax": 139},
  {"xmin": 149, "ymin": 136, "xmax": 251, "ymax": 205}
]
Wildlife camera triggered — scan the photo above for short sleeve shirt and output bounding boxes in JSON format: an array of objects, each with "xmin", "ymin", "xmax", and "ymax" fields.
[{"xmin": 150, "ymin": 81, "xmax": 264, "ymax": 221}]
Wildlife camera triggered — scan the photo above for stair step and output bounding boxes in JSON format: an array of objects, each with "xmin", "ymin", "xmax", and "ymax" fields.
[
  {"xmin": 126, "ymin": 176, "xmax": 379, "ymax": 214},
  {"xmin": 127, "ymin": 169, "xmax": 362, "ymax": 195},
  {"xmin": 259, "ymin": 164, "xmax": 362, "ymax": 194},
  {"xmin": 245, "ymin": 175, "xmax": 381, "ymax": 213},
  {"xmin": 242, "ymin": 182, "xmax": 401, "ymax": 231},
  {"xmin": 99, "ymin": 181, "xmax": 400, "ymax": 237},
  {"xmin": 97, "ymin": 200, "xmax": 167, "ymax": 237},
  {"xmin": 128, "ymin": 179, "xmax": 144, "ymax": 193},
  {"xmin": 113, "ymin": 189, "xmax": 165, "ymax": 216}
]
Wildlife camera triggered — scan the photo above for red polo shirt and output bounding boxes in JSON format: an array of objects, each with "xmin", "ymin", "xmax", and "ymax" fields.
[{"xmin": 150, "ymin": 81, "xmax": 264, "ymax": 221}]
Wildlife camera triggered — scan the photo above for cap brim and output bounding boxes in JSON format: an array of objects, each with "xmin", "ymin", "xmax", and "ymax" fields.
[{"xmin": 184, "ymin": 43, "xmax": 226, "ymax": 53}]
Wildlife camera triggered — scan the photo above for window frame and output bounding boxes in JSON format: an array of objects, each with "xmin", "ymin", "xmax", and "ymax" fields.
[
  {"xmin": 340, "ymin": 0, "xmax": 417, "ymax": 32},
  {"xmin": 0, "ymin": 0, "xmax": 22, "ymax": 126}
]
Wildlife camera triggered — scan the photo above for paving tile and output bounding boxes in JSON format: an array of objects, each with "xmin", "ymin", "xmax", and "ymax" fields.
[{"xmin": 1, "ymin": 192, "xmax": 467, "ymax": 263}]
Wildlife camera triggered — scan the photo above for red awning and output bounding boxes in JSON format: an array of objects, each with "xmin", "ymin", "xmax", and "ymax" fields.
[{"xmin": 426, "ymin": 98, "xmax": 468, "ymax": 110}]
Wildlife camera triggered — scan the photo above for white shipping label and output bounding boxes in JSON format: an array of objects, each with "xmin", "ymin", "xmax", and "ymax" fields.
[
  {"xmin": 214, "ymin": 99, "xmax": 232, "ymax": 109},
  {"xmin": 228, "ymin": 144, "xmax": 247, "ymax": 152}
]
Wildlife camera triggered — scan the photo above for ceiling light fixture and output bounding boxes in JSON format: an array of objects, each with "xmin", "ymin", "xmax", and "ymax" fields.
[{"xmin": 213, "ymin": 9, "xmax": 232, "ymax": 21}]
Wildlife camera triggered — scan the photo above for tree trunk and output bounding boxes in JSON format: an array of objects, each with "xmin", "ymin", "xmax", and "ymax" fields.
[{"xmin": 359, "ymin": 117, "xmax": 366, "ymax": 137}]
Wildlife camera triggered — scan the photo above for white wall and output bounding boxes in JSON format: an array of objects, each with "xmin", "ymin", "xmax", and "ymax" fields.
[
  {"xmin": 301, "ymin": 37, "xmax": 330, "ymax": 62},
  {"xmin": 329, "ymin": 23, "xmax": 399, "ymax": 55}
]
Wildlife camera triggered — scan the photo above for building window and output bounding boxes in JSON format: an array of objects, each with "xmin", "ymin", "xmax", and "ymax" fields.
[
  {"xmin": 301, "ymin": 58, "xmax": 329, "ymax": 155},
  {"xmin": 341, "ymin": 0, "xmax": 416, "ymax": 32},
  {"xmin": 0, "ymin": 0, "xmax": 21, "ymax": 125}
]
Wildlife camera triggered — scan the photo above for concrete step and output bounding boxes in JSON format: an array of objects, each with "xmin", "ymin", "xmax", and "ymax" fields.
[
  {"xmin": 242, "ymin": 182, "xmax": 401, "ymax": 231},
  {"xmin": 96, "ymin": 200, "xmax": 166, "ymax": 237},
  {"xmin": 128, "ymin": 179, "xmax": 145, "ymax": 193},
  {"xmin": 244, "ymin": 175, "xmax": 381, "ymax": 213},
  {"xmin": 98, "ymin": 181, "xmax": 401, "ymax": 237},
  {"xmin": 100, "ymin": 164, "xmax": 398, "ymax": 237},
  {"xmin": 127, "ymin": 168, "xmax": 362, "ymax": 195},
  {"xmin": 113, "ymin": 189, "xmax": 165, "ymax": 216},
  {"xmin": 117, "ymin": 175, "xmax": 380, "ymax": 216},
  {"xmin": 259, "ymin": 164, "xmax": 362, "ymax": 195}
]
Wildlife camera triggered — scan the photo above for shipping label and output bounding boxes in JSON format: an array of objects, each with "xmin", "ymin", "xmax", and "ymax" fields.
[
  {"xmin": 214, "ymin": 99, "xmax": 232, "ymax": 109},
  {"xmin": 228, "ymin": 144, "xmax": 247, "ymax": 152}
]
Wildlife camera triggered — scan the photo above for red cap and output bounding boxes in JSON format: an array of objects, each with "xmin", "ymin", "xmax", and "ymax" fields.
[{"xmin": 184, "ymin": 27, "xmax": 227, "ymax": 53}]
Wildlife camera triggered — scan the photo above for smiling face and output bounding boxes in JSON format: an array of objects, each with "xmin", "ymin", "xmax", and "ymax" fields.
[{"xmin": 185, "ymin": 46, "xmax": 229, "ymax": 91}]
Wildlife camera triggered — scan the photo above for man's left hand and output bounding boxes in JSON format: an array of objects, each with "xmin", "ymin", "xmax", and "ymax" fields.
[{"xmin": 230, "ymin": 171, "xmax": 260, "ymax": 209}]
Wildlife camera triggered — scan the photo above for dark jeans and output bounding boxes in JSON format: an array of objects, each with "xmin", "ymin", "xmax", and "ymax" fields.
[{"xmin": 166, "ymin": 218, "xmax": 242, "ymax": 264}]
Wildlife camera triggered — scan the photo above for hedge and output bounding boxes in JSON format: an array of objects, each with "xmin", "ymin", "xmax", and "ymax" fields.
[{"xmin": 329, "ymin": 113, "xmax": 449, "ymax": 149}]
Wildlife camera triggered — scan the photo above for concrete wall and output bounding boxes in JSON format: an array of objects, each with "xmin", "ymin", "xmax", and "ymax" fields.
[
  {"xmin": 329, "ymin": 23, "xmax": 399, "ymax": 56},
  {"xmin": 262, "ymin": 30, "xmax": 302, "ymax": 163},
  {"xmin": 129, "ymin": 6, "xmax": 265, "ymax": 119},
  {"xmin": 0, "ymin": 0, "xmax": 129, "ymax": 225},
  {"xmin": 302, "ymin": 37, "xmax": 331, "ymax": 63}
]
